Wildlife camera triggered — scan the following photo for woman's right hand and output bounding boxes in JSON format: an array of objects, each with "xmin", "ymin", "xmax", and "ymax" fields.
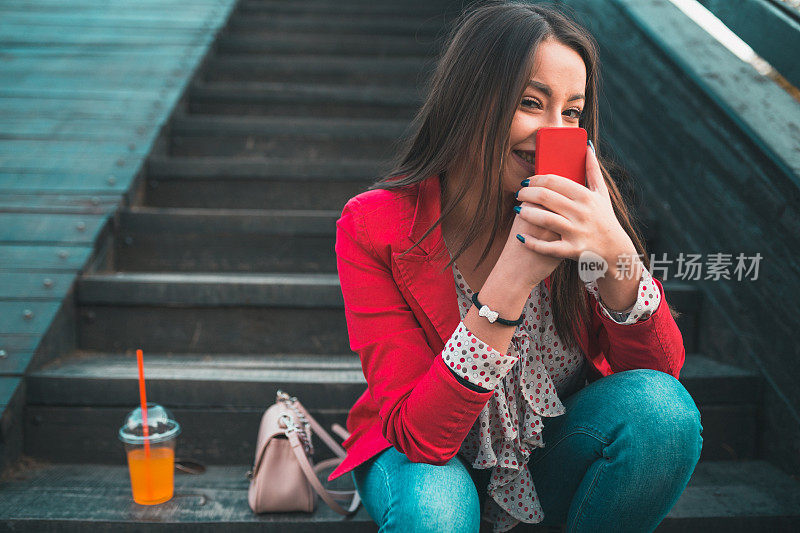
[{"xmin": 502, "ymin": 201, "xmax": 565, "ymax": 287}]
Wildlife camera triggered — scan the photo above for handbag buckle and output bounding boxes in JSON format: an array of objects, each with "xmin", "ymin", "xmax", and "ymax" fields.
[{"xmin": 279, "ymin": 414, "xmax": 298, "ymax": 433}]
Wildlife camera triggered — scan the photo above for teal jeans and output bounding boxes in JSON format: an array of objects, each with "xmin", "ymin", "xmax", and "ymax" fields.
[{"xmin": 351, "ymin": 369, "xmax": 703, "ymax": 532}]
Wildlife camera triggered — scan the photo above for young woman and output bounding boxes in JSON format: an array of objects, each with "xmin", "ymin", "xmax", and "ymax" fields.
[{"xmin": 327, "ymin": 2, "xmax": 703, "ymax": 531}]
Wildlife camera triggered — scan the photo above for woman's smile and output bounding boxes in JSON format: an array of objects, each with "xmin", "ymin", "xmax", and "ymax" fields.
[{"xmin": 511, "ymin": 149, "xmax": 536, "ymax": 174}]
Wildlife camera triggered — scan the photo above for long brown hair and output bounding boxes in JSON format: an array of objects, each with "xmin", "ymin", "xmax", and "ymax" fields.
[{"xmin": 365, "ymin": 0, "xmax": 680, "ymax": 353}]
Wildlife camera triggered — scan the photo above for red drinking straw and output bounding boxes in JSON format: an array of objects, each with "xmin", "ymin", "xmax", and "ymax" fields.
[{"xmin": 136, "ymin": 349, "xmax": 150, "ymax": 457}]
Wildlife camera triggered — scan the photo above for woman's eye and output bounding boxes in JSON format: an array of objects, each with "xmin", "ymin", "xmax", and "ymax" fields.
[
  {"xmin": 521, "ymin": 98, "xmax": 583, "ymax": 120},
  {"xmin": 566, "ymin": 108, "xmax": 583, "ymax": 119},
  {"xmin": 520, "ymin": 98, "xmax": 541, "ymax": 109}
]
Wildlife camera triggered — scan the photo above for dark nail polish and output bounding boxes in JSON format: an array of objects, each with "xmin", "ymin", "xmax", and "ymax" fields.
[
  {"xmin": 513, "ymin": 205, "xmax": 521, "ymax": 214},
  {"xmin": 520, "ymin": 178, "xmax": 530, "ymax": 187},
  {"xmin": 516, "ymin": 234, "xmax": 525, "ymax": 243},
  {"xmin": 588, "ymin": 139, "xmax": 595, "ymax": 153}
]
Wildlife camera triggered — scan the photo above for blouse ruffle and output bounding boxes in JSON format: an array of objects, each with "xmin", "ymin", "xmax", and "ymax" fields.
[{"xmin": 447, "ymin": 261, "xmax": 659, "ymax": 532}]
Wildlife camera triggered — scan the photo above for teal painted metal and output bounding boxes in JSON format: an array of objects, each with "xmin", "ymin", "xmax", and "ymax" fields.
[
  {"xmin": 611, "ymin": 0, "xmax": 800, "ymax": 185},
  {"xmin": 696, "ymin": 0, "xmax": 800, "ymax": 91}
]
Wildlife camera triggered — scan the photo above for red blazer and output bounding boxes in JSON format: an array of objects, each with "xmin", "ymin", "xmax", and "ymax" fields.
[{"xmin": 328, "ymin": 173, "xmax": 685, "ymax": 481}]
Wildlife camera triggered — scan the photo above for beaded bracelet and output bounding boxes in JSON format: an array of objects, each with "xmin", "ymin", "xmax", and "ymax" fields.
[{"xmin": 471, "ymin": 292, "xmax": 524, "ymax": 326}]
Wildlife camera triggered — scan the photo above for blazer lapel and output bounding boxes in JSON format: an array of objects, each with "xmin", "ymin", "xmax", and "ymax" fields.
[{"xmin": 391, "ymin": 175, "xmax": 461, "ymax": 349}]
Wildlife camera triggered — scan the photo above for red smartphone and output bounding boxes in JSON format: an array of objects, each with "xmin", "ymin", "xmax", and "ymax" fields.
[{"xmin": 534, "ymin": 127, "xmax": 588, "ymax": 187}]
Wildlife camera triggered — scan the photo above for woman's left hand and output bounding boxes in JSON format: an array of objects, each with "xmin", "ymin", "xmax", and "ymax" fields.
[{"xmin": 514, "ymin": 143, "xmax": 636, "ymax": 265}]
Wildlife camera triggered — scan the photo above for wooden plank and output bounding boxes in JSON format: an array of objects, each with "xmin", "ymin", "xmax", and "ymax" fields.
[
  {"xmin": 0, "ymin": 118, "xmax": 163, "ymax": 140},
  {"xmin": 0, "ymin": 87, "xmax": 169, "ymax": 100},
  {"xmin": 0, "ymin": 174, "xmax": 135, "ymax": 193},
  {"xmin": 0, "ymin": 46, "xmax": 207, "ymax": 58},
  {"xmin": 0, "ymin": 28, "xmax": 216, "ymax": 45},
  {"xmin": 0, "ymin": 55, "xmax": 186, "ymax": 74},
  {"xmin": 0, "ymin": 246, "xmax": 91, "ymax": 272},
  {"xmin": 0, "ymin": 193, "xmax": 119, "ymax": 214},
  {"xmin": 0, "ymin": 99, "xmax": 158, "ymax": 120},
  {"xmin": 0, "ymin": 214, "xmax": 106, "ymax": 244},
  {"xmin": 0, "ymin": 273, "xmax": 75, "ymax": 300},
  {"xmin": 0, "ymin": 24, "xmax": 209, "ymax": 37},
  {"xmin": 0, "ymin": 14, "xmax": 214, "ymax": 29},
  {"xmin": 0, "ymin": 75, "xmax": 189, "ymax": 92},
  {"xmin": 0, "ymin": 0, "xmax": 226, "ymax": 8},
  {"xmin": 0, "ymin": 302, "xmax": 62, "ymax": 335},
  {"xmin": 0, "ymin": 140, "xmax": 153, "ymax": 158},
  {"xmin": 0, "ymin": 334, "xmax": 39, "ymax": 375},
  {"xmin": 0, "ymin": 377, "xmax": 21, "ymax": 408}
]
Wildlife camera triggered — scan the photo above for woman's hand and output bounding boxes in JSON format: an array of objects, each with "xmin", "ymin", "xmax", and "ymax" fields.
[
  {"xmin": 501, "ymin": 203, "xmax": 564, "ymax": 288},
  {"xmin": 514, "ymin": 144, "xmax": 636, "ymax": 267}
]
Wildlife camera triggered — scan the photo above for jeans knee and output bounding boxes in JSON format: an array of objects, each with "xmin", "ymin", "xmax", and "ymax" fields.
[
  {"xmin": 390, "ymin": 464, "xmax": 481, "ymax": 532},
  {"xmin": 619, "ymin": 369, "xmax": 704, "ymax": 460},
  {"xmin": 380, "ymin": 450, "xmax": 480, "ymax": 533}
]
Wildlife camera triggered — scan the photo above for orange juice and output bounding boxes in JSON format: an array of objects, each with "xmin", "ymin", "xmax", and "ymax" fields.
[{"xmin": 126, "ymin": 446, "xmax": 175, "ymax": 504}]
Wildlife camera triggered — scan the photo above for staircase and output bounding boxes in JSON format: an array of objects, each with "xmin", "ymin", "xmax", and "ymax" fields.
[{"xmin": 2, "ymin": 0, "xmax": 800, "ymax": 531}]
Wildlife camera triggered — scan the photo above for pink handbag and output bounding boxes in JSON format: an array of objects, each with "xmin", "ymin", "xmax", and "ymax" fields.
[{"xmin": 247, "ymin": 389, "xmax": 361, "ymax": 515}]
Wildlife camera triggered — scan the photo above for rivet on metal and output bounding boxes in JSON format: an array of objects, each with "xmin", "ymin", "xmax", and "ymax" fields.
[
  {"xmin": 107, "ymin": 176, "xmax": 117, "ymax": 186},
  {"xmin": 43, "ymin": 278, "xmax": 54, "ymax": 288},
  {"xmin": 58, "ymin": 250, "xmax": 69, "ymax": 259},
  {"xmin": 76, "ymin": 222, "xmax": 86, "ymax": 232},
  {"xmin": 90, "ymin": 197, "xmax": 100, "ymax": 206},
  {"xmin": 0, "ymin": 350, "xmax": 7, "ymax": 359},
  {"xmin": 116, "ymin": 158, "xmax": 125, "ymax": 167},
  {"xmin": 23, "ymin": 310, "xmax": 34, "ymax": 320}
]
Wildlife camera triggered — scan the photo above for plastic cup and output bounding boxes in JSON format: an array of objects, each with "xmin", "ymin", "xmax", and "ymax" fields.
[{"xmin": 118, "ymin": 403, "xmax": 181, "ymax": 505}]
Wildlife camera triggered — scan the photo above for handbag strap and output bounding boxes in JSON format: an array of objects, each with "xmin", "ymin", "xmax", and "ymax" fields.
[
  {"xmin": 290, "ymin": 398, "xmax": 347, "ymax": 458},
  {"xmin": 287, "ymin": 430, "xmax": 361, "ymax": 515}
]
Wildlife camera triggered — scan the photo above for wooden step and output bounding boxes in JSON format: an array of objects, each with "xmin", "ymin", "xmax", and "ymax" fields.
[
  {"xmin": 240, "ymin": 0, "xmax": 457, "ymax": 17},
  {"xmin": 168, "ymin": 115, "xmax": 409, "ymax": 159},
  {"xmin": 113, "ymin": 207, "xmax": 338, "ymax": 273},
  {"xmin": 202, "ymin": 55, "xmax": 432, "ymax": 86},
  {"xmin": 22, "ymin": 353, "xmax": 759, "ymax": 463},
  {"xmin": 76, "ymin": 272, "xmax": 348, "ymax": 354},
  {"xmin": 2, "ymin": 460, "xmax": 799, "ymax": 531},
  {"xmin": 224, "ymin": 14, "xmax": 445, "ymax": 37},
  {"xmin": 214, "ymin": 33, "xmax": 438, "ymax": 58},
  {"xmin": 144, "ymin": 156, "xmax": 384, "ymax": 210},
  {"xmin": 186, "ymin": 81, "xmax": 421, "ymax": 118}
]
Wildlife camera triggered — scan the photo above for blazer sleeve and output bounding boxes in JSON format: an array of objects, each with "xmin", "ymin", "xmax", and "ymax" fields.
[
  {"xmin": 587, "ymin": 274, "xmax": 686, "ymax": 379},
  {"xmin": 335, "ymin": 197, "xmax": 499, "ymax": 465}
]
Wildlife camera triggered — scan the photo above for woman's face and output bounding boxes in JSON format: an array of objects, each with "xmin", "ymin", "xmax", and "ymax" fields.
[{"xmin": 501, "ymin": 37, "xmax": 587, "ymax": 195}]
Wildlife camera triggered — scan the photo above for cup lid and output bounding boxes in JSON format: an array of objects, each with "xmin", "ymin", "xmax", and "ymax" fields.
[{"xmin": 118, "ymin": 403, "xmax": 181, "ymax": 445}]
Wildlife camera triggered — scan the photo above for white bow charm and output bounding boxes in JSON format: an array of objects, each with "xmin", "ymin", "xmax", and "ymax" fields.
[{"xmin": 478, "ymin": 305, "xmax": 499, "ymax": 323}]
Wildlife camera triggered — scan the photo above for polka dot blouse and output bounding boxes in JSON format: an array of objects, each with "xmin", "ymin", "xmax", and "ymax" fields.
[{"xmin": 440, "ymin": 261, "xmax": 661, "ymax": 532}]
